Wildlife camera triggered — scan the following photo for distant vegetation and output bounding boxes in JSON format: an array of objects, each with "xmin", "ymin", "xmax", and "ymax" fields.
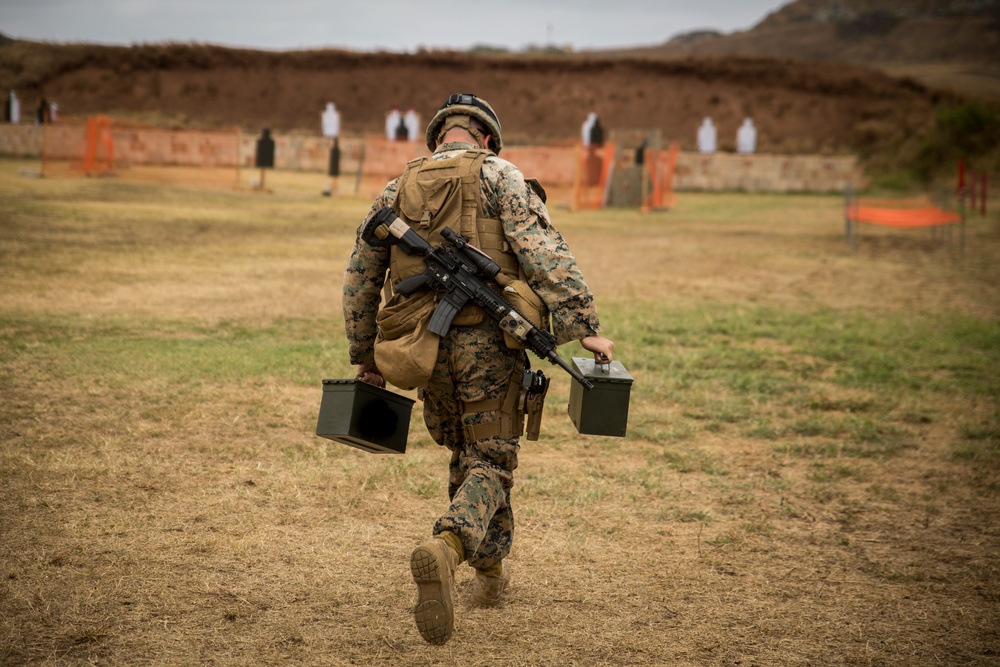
[
  {"xmin": 914, "ymin": 102, "xmax": 1000, "ymax": 181},
  {"xmin": 834, "ymin": 9, "xmax": 904, "ymax": 39}
]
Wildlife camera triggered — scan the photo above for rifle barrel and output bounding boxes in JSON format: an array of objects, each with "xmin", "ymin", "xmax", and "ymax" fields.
[{"xmin": 547, "ymin": 351, "xmax": 594, "ymax": 390}]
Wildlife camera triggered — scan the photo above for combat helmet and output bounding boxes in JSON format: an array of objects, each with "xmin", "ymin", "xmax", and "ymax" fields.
[{"xmin": 425, "ymin": 93, "xmax": 504, "ymax": 154}]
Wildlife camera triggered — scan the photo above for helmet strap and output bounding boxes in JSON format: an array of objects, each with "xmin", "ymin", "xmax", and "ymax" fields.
[{"xmin": 437, "ymin": 115, "xmax": 489, "ymax": 150}]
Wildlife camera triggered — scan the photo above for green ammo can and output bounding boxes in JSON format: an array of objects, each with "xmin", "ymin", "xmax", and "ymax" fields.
[
  {"xmin": 315, "ymin": 379, "xmax": 415, "ymax": 454},
  {"xmin": 567, "ymin": 357, "xmax": 633, "ymax": 437}
]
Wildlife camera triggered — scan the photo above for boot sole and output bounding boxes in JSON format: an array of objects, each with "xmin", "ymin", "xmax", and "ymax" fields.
[{"xmin": 410, "ymin": 544, "xmax": 454, "ymax": 645}]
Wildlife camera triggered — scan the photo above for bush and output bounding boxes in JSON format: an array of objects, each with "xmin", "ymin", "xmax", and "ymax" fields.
[
  {"xmin": 913, "ymin": 102, "xmax": 1000, "ymax": 184},
  {"xmin": 836, "ymin": 10, "xmax": 903, "ymax": 40}
]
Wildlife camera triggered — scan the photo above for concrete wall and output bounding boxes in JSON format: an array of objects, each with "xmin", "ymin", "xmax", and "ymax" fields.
[
  {"xmin": 0, "ymin": 123, "xmax": 864, "ymax": 193},
  {"xmin": 0, "ymin": 124, "xmax": 43, "ymax": 156},
  {"xmin": 675, "ymin": 152, "xmax": 863, "ymax": 193}
]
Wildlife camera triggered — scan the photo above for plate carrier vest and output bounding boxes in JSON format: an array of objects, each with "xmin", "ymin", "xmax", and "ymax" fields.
[{"xmin": 387, "ymin": 149, "xmax": 521, "ymax": 326}]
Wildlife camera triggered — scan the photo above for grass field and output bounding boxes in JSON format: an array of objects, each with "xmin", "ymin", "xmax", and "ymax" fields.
[{"xmin": 1, "ymin": 158, "xmax": 998, "ymax": 666}]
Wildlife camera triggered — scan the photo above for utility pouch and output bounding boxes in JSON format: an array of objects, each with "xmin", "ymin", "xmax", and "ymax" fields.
[
  {"xmin": 374, "ymin": 290, "xmax": 441, "ymax": 390},
  {"xmin": 397, "ymin": 172, "xmax": 462, "ymax": 232},
  {"xmin": 522, "ymin": 369, "xmax": 550, "ymax": 441},
  {"xmin": 500, "ymin": 280, "xmax": 549, "ymax": 350}
]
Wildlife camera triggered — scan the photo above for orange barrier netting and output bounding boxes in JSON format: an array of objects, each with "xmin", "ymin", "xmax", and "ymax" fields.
[
  {"xmin": 853, "ymin": 196, "xmax": 934, "ymax": 209},
  {"xmin": 82, "ymin": 115, "xmax": 115, "ymax": 175},
  {"xmin": 844, "ymin": 186, "xmax": 965, "ymax": 255},
  {"xmin": 643, "ymin": 142, "xmax": 680, "ymax": 211},
  {"xmin": 572, "ymin": 143, "xmax": 616, "ymax": 210},
  {"xmin": 848, "ymin": 205, "xmax": 962, "ymax": 228}
]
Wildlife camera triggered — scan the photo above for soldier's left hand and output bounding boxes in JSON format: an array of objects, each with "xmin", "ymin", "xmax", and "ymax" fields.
[{"xmin": 355, "ymin": 363, "xmax": 386, "ymax": 388}]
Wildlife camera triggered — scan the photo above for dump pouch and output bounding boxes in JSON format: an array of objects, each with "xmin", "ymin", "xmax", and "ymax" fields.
[{"xmin": 374, "ymin": 290, "xmax": 440, "ymax": 390}]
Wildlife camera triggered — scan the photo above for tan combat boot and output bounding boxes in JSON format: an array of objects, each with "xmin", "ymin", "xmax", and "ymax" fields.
[
  {"xmin": 471, "ymin": 559, "xmax": 510, "ymax": 606},
  {"xmin": 410, "ymin": 533, "xmax": 462, "ymax": 645}
]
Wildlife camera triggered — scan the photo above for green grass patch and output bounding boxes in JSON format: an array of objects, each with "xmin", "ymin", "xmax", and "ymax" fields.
[
  {"xmin": 0, "ymin": 313, "xmax": 352, "ymax": 390},
  {"xmin": 605, "ymin": 300, "xmax": 999, "ymax": 457},
  {"xmin": 952, "ymin": 417, "xmax": 1000, "ymax": 462},
  {"xmin": 652, "ymin": 446, "xmax": 728, "ymax": 476}
]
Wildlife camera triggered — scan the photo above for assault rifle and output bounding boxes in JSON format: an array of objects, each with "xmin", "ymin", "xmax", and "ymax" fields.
[{"xmin": 362, "ymin": 206, "xmax": 594, "ymax": 390}]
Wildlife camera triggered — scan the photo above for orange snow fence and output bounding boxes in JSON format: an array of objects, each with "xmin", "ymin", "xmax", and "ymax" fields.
[
  {"xmin": 642, "ymin": 142, "xmax": 680, "ymax": 212},
  {"xmin": 850, "ymin": 205, "xmax": 962, "ymax": 228},
  {"xmin": 81, "ymin": 115, "xmax": 115, "ymax": 176},
  {"xmin": 848, "ymin": 196, "xmax": 962, "ymax": 228},
  {"xmin": 572, "ymin": 142, "xmax": 616, "ymax": 210},
  {"xmin": 844, "ymin": 189, "xmax": 965, "ymax": 254}
]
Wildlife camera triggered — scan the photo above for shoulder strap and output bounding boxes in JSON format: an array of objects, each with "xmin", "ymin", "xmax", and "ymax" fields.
[
  {"xmin": 459, "ymin": 150, "xmax": 489, "ymax": 239},
  {"xmin": 391, "ymin": 157, "xmax": 428, "ymax": 217}
]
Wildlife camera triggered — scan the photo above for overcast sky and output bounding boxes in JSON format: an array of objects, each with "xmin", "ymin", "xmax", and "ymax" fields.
[{"xmin": 2, "ymin": 0, "xmax": 788, "ymax": 52}]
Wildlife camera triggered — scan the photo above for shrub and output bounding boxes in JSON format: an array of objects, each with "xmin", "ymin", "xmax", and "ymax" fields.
[{"xmin": 913, "ymin": 102, "xmax": 1000, "ymax": 183}]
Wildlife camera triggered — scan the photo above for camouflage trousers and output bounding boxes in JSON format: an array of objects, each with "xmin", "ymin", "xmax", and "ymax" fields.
[{"xmin": 421, "ymin": 323, "xmax": 523, "ymax": 571}]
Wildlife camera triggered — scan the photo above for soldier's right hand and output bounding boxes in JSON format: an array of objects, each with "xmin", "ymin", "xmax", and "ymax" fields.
[{"xmin": 580, "ymin": 335, "xmax": 614, "ymax": 364}]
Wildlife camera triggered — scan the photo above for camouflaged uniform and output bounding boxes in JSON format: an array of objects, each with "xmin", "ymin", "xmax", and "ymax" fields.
[{"xmin": 343, "ymin": 141, "xmax": 602, "ymax": 571}]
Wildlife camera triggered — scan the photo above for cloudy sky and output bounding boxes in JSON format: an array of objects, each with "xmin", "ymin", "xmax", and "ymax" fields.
[{"xmin": 2, "ymin": 0, "xmax": 788, "ymax": 52}]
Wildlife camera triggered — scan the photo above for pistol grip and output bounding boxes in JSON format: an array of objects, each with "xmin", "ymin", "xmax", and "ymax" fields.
[{"xmin": 394, "ymin": 274, "xmax": 429, "ymax": 297}]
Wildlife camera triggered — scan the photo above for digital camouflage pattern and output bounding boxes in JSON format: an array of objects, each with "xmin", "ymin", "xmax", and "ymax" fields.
[
  {"xmin": 424, "ymin": 324, "xmax": 520, "ymax": 569},
  {"xmin": 343, "ymin": 142, "xmax": 602, "ymax": 367},
  {"xmin": 342, "ymin": 141, "xmax": 603, "ymax": 570}
]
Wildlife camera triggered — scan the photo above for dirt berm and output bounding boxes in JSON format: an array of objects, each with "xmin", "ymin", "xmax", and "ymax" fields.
[{"xmin": 0, "ymin": 38, "xmax": 964, "ymax": 160}]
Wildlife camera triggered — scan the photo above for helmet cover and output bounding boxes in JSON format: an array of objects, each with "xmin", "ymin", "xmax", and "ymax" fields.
[{"xmin": 425, "ymin": 93, "xmax": 503, "ymax": 154}]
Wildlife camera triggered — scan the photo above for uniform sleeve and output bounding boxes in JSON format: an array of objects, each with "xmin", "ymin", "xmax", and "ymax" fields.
[
  {"xmin": 483, "ymin": 160, "xmax": 602, "ymax": 346},
  {"xmin": 343, "ymin": 181, "xmax": 397, "ymax": 365}
]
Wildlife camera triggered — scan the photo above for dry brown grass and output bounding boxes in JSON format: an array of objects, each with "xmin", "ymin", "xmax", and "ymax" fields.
[{"xmin": 1, "ymin": 159, "xmax": 998, "ymax": 665}]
